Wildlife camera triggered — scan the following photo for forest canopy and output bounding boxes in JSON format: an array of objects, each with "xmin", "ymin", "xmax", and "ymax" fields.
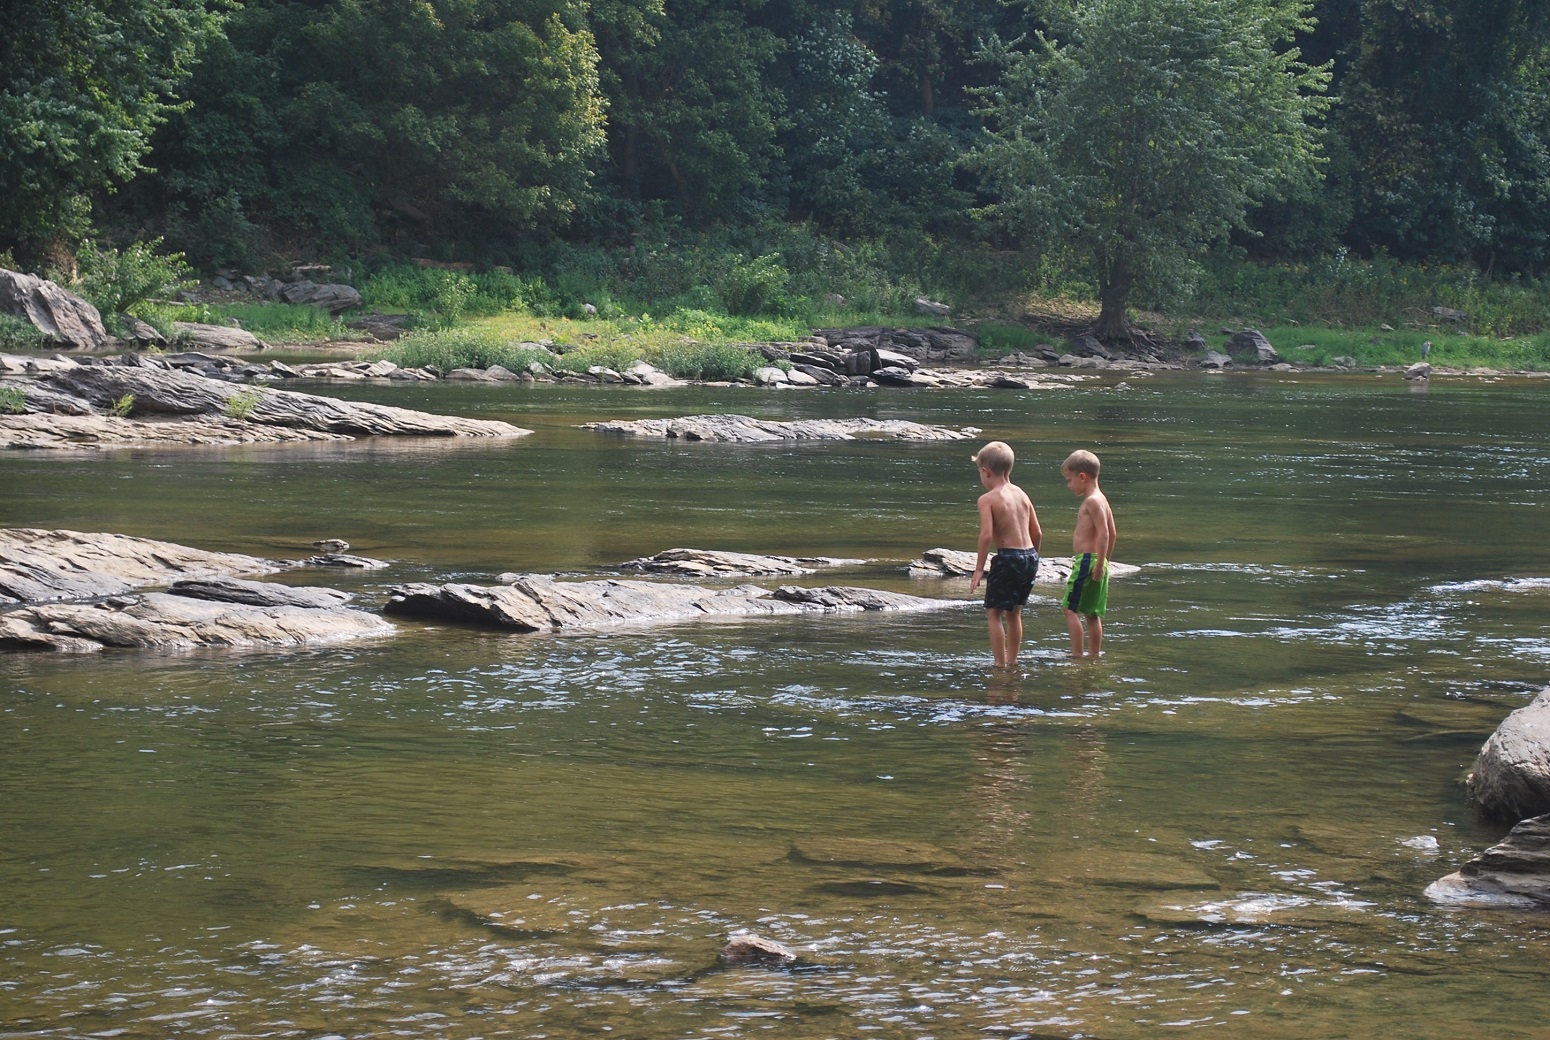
[{"xmin": 5, "ymin": 0, "xmax": 1550, "ymax": 308}]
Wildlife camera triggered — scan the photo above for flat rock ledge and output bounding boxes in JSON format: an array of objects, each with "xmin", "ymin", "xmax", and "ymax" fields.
[
  {"xmin": 0, "ymin": 528, "xmax": 278, "ymax": 605},
  {"xmin": 1466, "ymin": 688, "xmax": 1550, "ymax": 822},
  {"xmin": 0, "ymin": 354, "xmax": 530, "ymax": 448},
  {"xmin": 0, "ymin": 589, "xmax": 392, "ymax": 653},
  {"xmin": 620, "ymin": 548, "xmax": 865, "ymax": 577},
  {"xmin": 908, "ymin": 547, "xmax": 1141, "ymax": 585},
  {"xmin": 1425, "ymin": 814, "xmax": 1550, "ymax": 910},
  {"xmin": 580, "ymin": 414, "xmax": 977, "ymax": 442},
  {"xmin": 385, "ymin": 576, "xmax": 963, "ymax": 632},
  {"xmin": 0, "ymin": 529, "xmax": 392, "ymax": 652}
]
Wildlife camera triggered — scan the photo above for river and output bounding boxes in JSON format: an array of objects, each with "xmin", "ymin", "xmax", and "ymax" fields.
[{"xmin": 2, "ymin": 370, "xmax": 1548, "ymax": 1038}]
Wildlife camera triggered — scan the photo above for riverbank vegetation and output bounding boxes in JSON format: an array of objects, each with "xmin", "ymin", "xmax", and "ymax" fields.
[{"xmin": 5, "ymin": 0, "xmax": 1550, "ymax": 370}]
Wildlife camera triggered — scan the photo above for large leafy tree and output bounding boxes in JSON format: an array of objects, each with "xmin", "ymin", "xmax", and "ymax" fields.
[
  {"xmin": 0, "ymin": 0, "xmax": 221, "ymax": 266},
  {"xmin": 977, "ymin": 0, "xmax": 1331, "ymax": 340}
]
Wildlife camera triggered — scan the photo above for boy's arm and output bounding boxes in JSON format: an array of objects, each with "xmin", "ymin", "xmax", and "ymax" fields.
[
  {"xmin": 1094, "ymin": 500, "xmax": 1117, "ymax": 579},
  {"xmin": 1027, "ymin": 498, "xmax": 1042, "ymax": 553},
  {"xmin": 970, "ymin": 496, "xmax": 994, "ymax": 592}
]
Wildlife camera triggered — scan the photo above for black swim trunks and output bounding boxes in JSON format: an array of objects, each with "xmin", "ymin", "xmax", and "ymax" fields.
[{"xmin": 984, "ymin": 547, "xmax": 1040, "ymax": 611}]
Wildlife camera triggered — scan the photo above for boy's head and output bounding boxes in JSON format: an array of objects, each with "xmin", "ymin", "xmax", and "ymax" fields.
[
  {"xmin": 973, "ymin": 441, "xmax": 1015, "ymax": 476},
  {"xmin": 1061, "ymin": 449, "xmax": 1100, "ymax": 479}
]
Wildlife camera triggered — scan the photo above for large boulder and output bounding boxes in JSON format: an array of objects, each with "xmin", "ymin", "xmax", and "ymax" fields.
[
  {"xmin": 1226, "ymin": 329, "xmax": 1281, "ymax": 364},
  {"xmin": 1466, "ymin": 688, "xmax": 1550, "ymax": 821},
  {"xmin": 0, "ymin": 269, "xmax": 111, "ymax": 350},
  {"xmin": 171, "ymin": 322, "xmax": 266, "ymax": 352},
  {"xmin": 278, "ymin": 280, "xmax": 363, "ymax": 314}
]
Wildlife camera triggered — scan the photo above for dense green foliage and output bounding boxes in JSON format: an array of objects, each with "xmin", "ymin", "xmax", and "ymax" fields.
[
  {"xmin": 0, "ymin": 0, "xmax": 221, "ymax": 265},
  {"xmin": 7, "ymin": 0, "xmax": 1550, "ymax": 349}
]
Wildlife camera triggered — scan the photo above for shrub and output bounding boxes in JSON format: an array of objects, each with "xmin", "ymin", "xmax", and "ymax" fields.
[
  {"xmin": 0, "ymin": 386, "xmax": 27, "ymax": 414},
  {"xmin": 717, "ymin": 253, "xmax": 794, "ymax": 316},
  {"xmin": 71, "ymin": 239, "xmax": 194, "ymax": 316},
  {"xmin": 0, "ymin": 313, "xmax": 44, "ymax": 351},
  {"xmin": 109, "ymin": 393, "xmax": 135, "ymax": 418},
  {"xmin": 224, "ymin": 390, "xmax": 261, "ymax": 420}
]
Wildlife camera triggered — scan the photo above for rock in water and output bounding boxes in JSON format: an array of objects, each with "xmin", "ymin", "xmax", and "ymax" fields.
[
  {"xmin": 579, "ymin": 414, "xmax": 974, "ymax": 442},
  {"xmin": 620, "ymin": 548, "xmax": 863, "ymax": 577},
  {"xmin": 386, "ymin": 577, "xmax": 965, "ymax": 632},
  {"xmin": 1467, "ymin": 688, "xmax": 1550, "ymax": 822},
  {"xmin": 1426, "ymin": 814, "xmax": 1550, "ymax": 910},
  {"xmin": 719, "ymin": 931, "xmax": 798, "ymax": 967}
]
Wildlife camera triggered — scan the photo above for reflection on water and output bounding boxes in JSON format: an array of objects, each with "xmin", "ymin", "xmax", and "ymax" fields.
[{"xmin": 3, "ymin": 373, "xmax": 1550, "ymax": 1037}]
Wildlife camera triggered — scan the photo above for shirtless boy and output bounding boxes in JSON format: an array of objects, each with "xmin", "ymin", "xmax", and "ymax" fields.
[
  {"xmin": 968, "ymin": 441, "xmax": 1043, "ymax": 669},
  {"xmin": 1061, "ymin": 449, "xmax": 1117, "ymax": 659}
]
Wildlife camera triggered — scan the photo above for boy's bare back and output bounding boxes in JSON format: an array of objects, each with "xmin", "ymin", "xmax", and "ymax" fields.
[{"xmin": 979, "ymin": 483, "xmax": 1038, "ymax": 551}]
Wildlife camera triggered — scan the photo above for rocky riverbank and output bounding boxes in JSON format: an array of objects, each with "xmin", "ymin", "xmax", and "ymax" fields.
[{"xmin": 0, "ymin": 352, "xmax": 529, "ymax": 448}]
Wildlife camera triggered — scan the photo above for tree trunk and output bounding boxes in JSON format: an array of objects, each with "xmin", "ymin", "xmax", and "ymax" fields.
[{"xmin": 1093, "ymin": 260, "xmax": 1134, "ymax": 341}]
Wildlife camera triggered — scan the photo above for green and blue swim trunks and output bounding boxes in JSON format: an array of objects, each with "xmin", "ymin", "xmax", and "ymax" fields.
[{"xmin": 1062, "ymin": 552, "xmax": 1109, "ymax": 616}]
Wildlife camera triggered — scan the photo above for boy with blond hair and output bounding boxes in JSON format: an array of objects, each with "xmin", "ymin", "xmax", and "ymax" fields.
[
  {"xmin": 1060, "ymin": 449, "xmax": 1117, "ymax": 658},
  {"xmin": 969, "ymin": 441, "xmax": 1043, "ymax": 669}
]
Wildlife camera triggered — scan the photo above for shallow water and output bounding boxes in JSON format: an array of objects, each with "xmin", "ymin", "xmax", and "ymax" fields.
[{"xmin": 3, "ymin": 371, "xmax": 1549, "ymax": 1038}]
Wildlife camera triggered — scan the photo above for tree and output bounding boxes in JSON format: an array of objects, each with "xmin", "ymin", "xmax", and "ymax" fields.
[
  {"xmin": 1332, "ymin": 0, "xmax": 1550, "ymax": 272},
  {"xmin": 976, "ymin": 0, "xmax": 1331, "ymax": 340},
  {"xmin": 135, "ymin": 0, "xmax": 608, "ymax": 264},
  {"xmin": 594, "ymin": 0, "xmax": 785, "ymax": 224},
  {"xmin": 0, "ymin": 0, "xmax": 221, "ymax": 266}
]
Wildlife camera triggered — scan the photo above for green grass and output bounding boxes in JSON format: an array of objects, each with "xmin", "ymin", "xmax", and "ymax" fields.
[
  {"xmin": 141, "ymin": 301, "xmax": 345, "ymax": 342},
  {"xmin": 373, "ymin": 321, "xmax": 777, "ymax": 381},
  {"xmin": 1248, "ymin": 326, "xmax": 1550, "ymax": 369}
]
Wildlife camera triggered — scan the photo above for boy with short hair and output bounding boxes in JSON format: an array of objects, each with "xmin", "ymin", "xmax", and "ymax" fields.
[
  {"xmin": 969, "ymin": 441, "xmax": 1043, "ymax": 669},
  {"xmin": 1060, "ymin": 449, "xmax": 1117, "ymax": 659}
]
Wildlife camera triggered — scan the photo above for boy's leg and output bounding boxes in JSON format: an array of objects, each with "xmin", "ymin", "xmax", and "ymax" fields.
[
  {"xmin": 986, "ymin": 609, "xmax": 1008, "ymax": 667},
  {"xmin": 1086, "ymin": 614, "xmax": 1103, "ymax": 657},
  {"xmin": 1064, "ymin": 608, "xmax": 1085, "ymax": 657},
  {"xmin": 1006, "ymin": 607, "xmax": 1024, "ymax": 667}
]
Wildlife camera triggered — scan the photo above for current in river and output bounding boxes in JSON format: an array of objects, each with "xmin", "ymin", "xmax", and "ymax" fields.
[{"xmin": 2, "ymin": 370, "xmax": 1549, "ymax": 1039}]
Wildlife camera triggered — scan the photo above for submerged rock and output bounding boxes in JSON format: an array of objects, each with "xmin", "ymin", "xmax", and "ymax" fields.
[
  {"xmin": 579, "ymin": 414, "xmax": 976, "ymax": 442},
  {"xmin": 620, "ymin": 548, "xmax": 865, "ymax": 577},
  {"xmin": 1467, "ymin": 688, "xmax": 1550, "ymax": 822},
  {"xmin": 385, "ymin": 576, "xmax": 964, "ymax": 632},
  {"xmin": 719, "ymin": 931, "xmax": 800, "ymax": 967}
]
